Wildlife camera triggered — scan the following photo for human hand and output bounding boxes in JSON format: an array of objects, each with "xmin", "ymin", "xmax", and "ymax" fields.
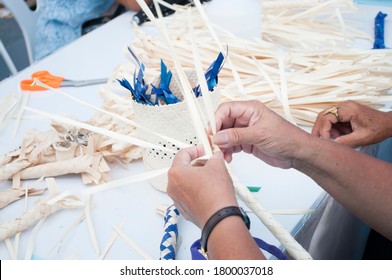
[
  {"xmin": 167, "ymin": 145, "xmax": 238, "ymax": 229},
  {"xmin": 312, "ymin": 100, "xmax": 392, "ymax": 147},
  {"xmin": 212, "ymin": 100, "xmax": 309, "ymax": 169}
]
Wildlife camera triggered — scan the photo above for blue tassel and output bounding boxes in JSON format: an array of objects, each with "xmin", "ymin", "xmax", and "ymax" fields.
[
  {"xmin": 373, "ymin": 11, "xmax": 388, "ymax": 49},
  {"xmin": 193, "ymin": 52, "xmax": 225, "ymax": 97},
  {"xmin": 118, "ymin": 63, "xmax": 156, "ymax": 106},
  {"xmin": 151, "ymin": 60, "xmax": 180, "ymax": 105},
  {"xmin": 119, "ymin": 53, "xmax": 223, "ymax": 106}
]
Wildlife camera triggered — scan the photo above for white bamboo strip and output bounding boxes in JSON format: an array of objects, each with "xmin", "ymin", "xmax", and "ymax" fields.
[
  {"xmin": 66, "ymin": 252, "xmax": 79, "ymax": 260},
  {"xmin": 5, "ymin": 238, "xmax": 16, "ymax": 259},
  {"xmin": 33, "ymin": 79, "xmax": 190, "ymax": 149},
  {"xmin": 24, "ymin": 218, "xmax": 46, "ymax": 260},
  {"xmin": 14, "ymin": 233, "xmax": 21, "ymax": 260},
  {"xmin": 113, "ymin": 225, "xmax": 153, "ymax": 260},
  {"xmin": 0, "ymin": 92, "xmax": 19, "ymax": 129},
  {"xmin": 85, "ymin": 195, "xmax": 100, "ymax": 256},
  {"xmin": 278, "ymin": 54, "xmax": 296, "ymax": 124},
  {"xmin": 262, "ymin": 0, "xmax": 322, "ymax": 10},
  {"xmin": 98, "ymin": 219, "xmax": 126, "ymax": 260},
  {"xmin": 192, "ymin": 0, "xmax": 246, "ymax": 95},
  {"xmin": 229, "ymin": 166, "xmax": 312, "ymax": 259},
  {"xmin": 135, "ymin": 0, "xmax": 212, "ymax": 156},
  {"xmin": 187, "ymin": 8, "xmax": 217, "ymax": 135},
  {"xmin": 267, "ymin": 209, "xmax": 316, "ymax": 215},
  {"xmin": 24, "ymin": 106, "xmax": 175, "ymax": 153},
  {"xmin": 46, "ymin": 191, "xmax": 72, "ymax": 205},
  {"xmin": 11, "ymin": 89, "xmax": 29, "ymax": 138},
  {"xmin": 155, "ymin": 0, "xmax": 180, "ymax": 11},
  {"xmin": 47, "ymin": 209, "xmax": 88, "ymax": 256},
  {"xmin": 82, "ymin": 167, "xmax": 169, "ymax": 196}
]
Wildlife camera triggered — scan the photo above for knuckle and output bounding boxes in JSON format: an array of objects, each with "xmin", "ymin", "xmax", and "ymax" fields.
[{"xmin": 232, "ymin": 128, "xmax": 244, "ymax": 144}]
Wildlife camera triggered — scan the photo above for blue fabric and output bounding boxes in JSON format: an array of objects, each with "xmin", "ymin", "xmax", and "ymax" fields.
[
  {"xmin": 373, "ymin": 11, "xmax": 388, "ymax": 49},
  {"xmin": 35, "ymin": 0, "xmax": 115, "ymax": 60},
  {"xmin": 190, "ymin": 237, "xmax": 288, "ymax": 260}
]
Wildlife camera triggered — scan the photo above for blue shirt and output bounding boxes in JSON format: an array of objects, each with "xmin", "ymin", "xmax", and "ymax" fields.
[{"xmin": 35, "ymin": 0, "xmax": 114, "ymax": 60}]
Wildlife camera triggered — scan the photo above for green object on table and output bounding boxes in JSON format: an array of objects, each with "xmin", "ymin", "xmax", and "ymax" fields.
[{"xmin": 247, "ymin": 186, "xmax": 262, "ymax": 192}]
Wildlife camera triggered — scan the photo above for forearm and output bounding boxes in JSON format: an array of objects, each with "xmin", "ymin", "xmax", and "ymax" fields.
[
  {"xmin": 293, "ymin": 134, "xmax": 392, "ymax": 240},
  {"xmin": 207, "ymin": 216, "xmax": 265, "ymax": 260}
]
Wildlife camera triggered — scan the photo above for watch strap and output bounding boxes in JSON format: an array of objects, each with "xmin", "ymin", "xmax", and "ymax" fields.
[{"xmin": 200, "ymin": 206, "xmax": 250, "ymax": 256}]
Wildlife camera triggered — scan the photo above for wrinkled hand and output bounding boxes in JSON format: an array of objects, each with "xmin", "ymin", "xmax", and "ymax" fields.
[
  {"xmin": 167, "ymin": 146, "xmax": 238, "ymax": 229},
  {"xmin": 212, "ymin": 100, "xmax": 309, "ymax": 169},
  {"xmin": 312, "ymin": 100, "xmax": 392, "ymax": 147}
]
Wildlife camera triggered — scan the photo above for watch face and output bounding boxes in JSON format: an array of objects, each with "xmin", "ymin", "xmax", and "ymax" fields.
[{"xmin": 239, "ymin": 207, "xmax": 251, "ymax": 229}]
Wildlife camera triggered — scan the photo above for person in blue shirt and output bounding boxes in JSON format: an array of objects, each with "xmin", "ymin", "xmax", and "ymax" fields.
[{"xmin": 34, "ymin": 0, "xmax": 151, "ymax": 60}]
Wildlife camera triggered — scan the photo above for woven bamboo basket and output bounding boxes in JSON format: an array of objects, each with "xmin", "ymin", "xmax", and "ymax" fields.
[{"xmin": 132, "ymin": 70, "xmax": 221, "ymax": 191}]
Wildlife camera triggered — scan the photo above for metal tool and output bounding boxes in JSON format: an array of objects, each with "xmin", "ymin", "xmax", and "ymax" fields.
[{"xmin": 20, "ymin": 70, "xmax": 107, "ymax": 91}]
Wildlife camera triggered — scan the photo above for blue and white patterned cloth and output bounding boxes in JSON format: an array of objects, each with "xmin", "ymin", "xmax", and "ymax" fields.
[{"xmin": 34, "ymin": 0, "xmax": 114, "ymax": 60}]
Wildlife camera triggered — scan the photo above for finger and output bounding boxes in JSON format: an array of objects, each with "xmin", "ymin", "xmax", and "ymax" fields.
[
  {"xmin": 205, "ymin": 150, "xmax": 225, "ymax": 167},
  {"xmin": 212, "ymin": 126, "xmax": 257, "ymax": 149},
  {"xmin": 311, "ymin": 112, "xmax": 324, "ymax": 137},
  {"xmin": 171, "ymin": 145, "xmax": 205, "ymax": 167},
  {"xmin": 318, "ymin": 117, "xmax": 336, "ymax": 139},
  {"xmin": 223, "ymin": 150, "xmax": 233, "ymax": 162},
  {"xmin": 335, "ymin": 133, "xmax": 364, "ymax": 148},
  {"xmin": 214, "ymin": 101, "xmax": 256, "ymax": 131},
  {"xmin": 311, "ymin": 120, "xmax": 321, "ymax": 137}
]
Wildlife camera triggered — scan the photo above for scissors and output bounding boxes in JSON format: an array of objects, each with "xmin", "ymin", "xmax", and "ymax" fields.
[{"xmin": 20, "ymin": 70, "xmax": 107, "ymax": 91}]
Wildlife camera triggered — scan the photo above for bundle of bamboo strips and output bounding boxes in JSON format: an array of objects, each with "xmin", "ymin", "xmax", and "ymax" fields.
[
  {"xmin": 1, "ymin": 0, "xmax": 391, "ymax": 260},
  {"xmin": 108, "ymin": 1, "xmax": 392, "ymax": 126}
]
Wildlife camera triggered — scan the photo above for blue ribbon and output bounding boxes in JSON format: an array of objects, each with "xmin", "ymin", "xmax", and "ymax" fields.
[
  {"xmin": 118, "ymin": 64, "xmax": 157, "ymax": 106},
  {"xmin": 151, "ymin": 60, "xmax": 180, "ymax": 105},
  {"xmin": 190, "ymin": 237, "xmax": 288, "ymax": 260},
  {"xmin": 193, "ymin": 52, "xmax": 224, "ymax": 97},
  {"xmin": 373, "ymin": 11, "xmax": 388, "ymax": 49},
  {"xmin": 119, "ymin": 53, "xmax": 223, "ymax": 105}
]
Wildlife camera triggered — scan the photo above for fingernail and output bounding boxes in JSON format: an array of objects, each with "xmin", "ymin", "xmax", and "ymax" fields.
[{"xmin": 212, "ymin": 132, "xmax": 228, "ymax": 146}]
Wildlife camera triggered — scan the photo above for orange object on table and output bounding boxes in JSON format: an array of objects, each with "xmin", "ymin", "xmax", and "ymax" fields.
[{"xmin": 20, "ymin": 70, "xmax": 106, "ymax": 91}]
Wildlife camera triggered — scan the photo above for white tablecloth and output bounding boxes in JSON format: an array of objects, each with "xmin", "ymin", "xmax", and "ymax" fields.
[{"xmin": 0, "ymin": 2, "xmax": 390, "ymax": 260}]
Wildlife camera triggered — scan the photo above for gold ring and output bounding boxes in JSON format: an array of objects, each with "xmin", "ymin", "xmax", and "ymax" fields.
[{"xmin": 323, "ymin": 106, "xmax": 339, "ymax": 119}]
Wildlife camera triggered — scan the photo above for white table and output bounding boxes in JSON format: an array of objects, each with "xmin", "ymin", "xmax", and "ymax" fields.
[{"xmin": 0, "ymin": 3, "xmax": 390, "ymax": 260}]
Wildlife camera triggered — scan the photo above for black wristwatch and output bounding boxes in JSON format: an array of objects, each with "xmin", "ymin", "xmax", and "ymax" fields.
[{"xmin": 200, "ymin": 206, "xmax": 250, "ymax": 257}]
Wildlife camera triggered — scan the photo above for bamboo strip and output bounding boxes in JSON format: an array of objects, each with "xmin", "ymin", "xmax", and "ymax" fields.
[
  {"xmin": 34, "ymin": 79, "xmax": 190, "ymax": 150},
  {"xmin": 85, "ymin": 195, "xmax": 100, "ymax": 256},
  {"xmin": 11, "ymin": 89, "xmax": 29, "ymax": 138},
  {"xmin": 113, "ymin": 225, "xmax": 153, "ymax": 260},
  {"xmin": 24, "ymin": 218, "xmax": 46, "ymax": 260},
  {"xmin": 229, "ymin": 166, "xmax": 312, "ymax": 259},
  {"xmin": 135, "ymin": 0, "xmax": 212, "ymax": 156},
  {"xmin": 24, "ymin": 106, "xmax": 175, "ymax": 153},
  {"xmin": 98, "ymin": 219, "xmax": 126, "ymax": 260}
]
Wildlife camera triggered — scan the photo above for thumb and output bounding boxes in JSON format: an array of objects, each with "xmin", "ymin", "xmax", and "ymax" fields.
[
  {"xmin": 212, "ymin": 127, "xmax": 255, "ymax": 148},
  {"xmin": 335, "ymin": 133, "xmax": 363, "ymax": 148}
]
